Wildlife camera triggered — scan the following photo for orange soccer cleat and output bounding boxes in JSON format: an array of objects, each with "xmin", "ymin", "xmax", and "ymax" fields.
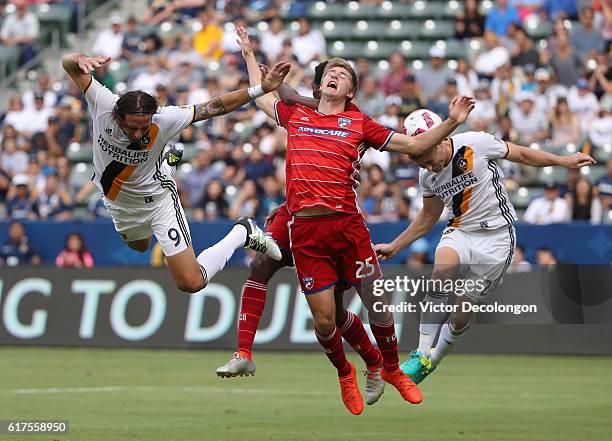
[
  {"xmin": 338, "ymin": 362, "xmax": 364, "ymax": 415},
  {"xmin": 380, "ymin": 368, "xmax": 423, "ymax": 404}
]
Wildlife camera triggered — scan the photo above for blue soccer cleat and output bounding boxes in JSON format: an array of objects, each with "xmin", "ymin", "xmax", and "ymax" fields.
[
  {"xmin": 411, "ymin": 362, "xmax": 436, "ymax": 385},
  {"xmin": 400, "ymin": 350, "xmax": 428, "ymax": 377}
]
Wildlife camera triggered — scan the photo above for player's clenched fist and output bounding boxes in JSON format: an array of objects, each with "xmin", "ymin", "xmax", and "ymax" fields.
[
  {"xmin": 374, "ymin": 243, "xmax": 398, "ymax": 261},
  {"xmin": 77, "ymin": 55, "xmax": 111, "ymax": 73},
  {"xmin": 448, "ymin": 96, "xmax": 476, "ymax": 124}
]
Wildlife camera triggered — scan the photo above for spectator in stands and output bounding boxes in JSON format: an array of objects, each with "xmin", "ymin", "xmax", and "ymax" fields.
[
  {"xmin": 567, "ymin": 78, "xmax": 600, "ymax": 130},
  {"xmin": 453, "ymin": 58, "xmax": 479, "ymax": 97},
  {"xmin": 130, "ymin": 57, "xmax": 170, "ymax": 95},
  {"xmin": 535, "ymin": 247, "xmax": 558, "ymax": 268},
  {"xmin": 379, "ymin": 96, "xmax": 402, "ymax": 131},
  {"xmin": 403, "ymin": 238, "xmax": 431, "ymax": 270},
  {"xmin": 170, "ymin": 60, "xmax": 201, "ymax": 95},
  {"xmin": 596, "ymin": 158, "xmax": 612, "ymax": 221},
  {"xmin": 485, "ymin": 0, "xmax": 521, "ymax": 37},
  {"xmin": 524, "ymin": 182, "xmax": 569, "ymax": 224},
  {"xmin": 4, "ymin": 174, "xmax": 34, "ymax": 219},
  {"xmin": 587, "ymin": 96, "xmax": 612, "ymax": 150},
  {"xmin": 397, "ymin": 75, "xmax": 426, "ymax": 118},
  {"xmin": 32, "ymin": 172, "xmax": 72, "ymax": 220},
  {"xmin": 244, "ymin": 145, "xmax": 274, "ymax": 181},
  {"xmin": 122, "ymin": 16, "xmax": 143, "ymax": 62},
  {"xmin": 261, "ymin": 17, "xmax": 287, "ymax": 62},
  {"xmin": 291, "ymin": 17, "xmax": 326, "ymax": 66},
  {"xmin": 56, "ymin": 156, "xmax": 80, "ymax": 199},
  {"xmin": 92, "ymin": 14, "xmax": 124, "ymax": 59},
  {"xmin": 593, "ymin": 0, "xmax": 612, "ymax": 44},
  {"xmin": 587, "ymin": 51, "xmax": 611, "ymax": 99},
  {"xmin": 511, "ymin": 27, "xmax": 541, "ymax": 67},
  {"xmin": 455, "ymin": 0, "xmax": 486, "ymax": 39},
  {"xmin": 495, "ymin": 111, "xmax": 519, "ymax": 143},
  {"xmin": 0, "ymin": 136, "xmax": 28, "ymax": 177},
  {"xmin": 55, "ymin": 232, "xmax": 95, "ymax": 268},
  {"xmin": 0, "ymin": 221, "xmax": 40, "ymax": 266},
  {"xmin": 181, "ymin": 149, "xmax": 220, "ymax": 207},
  {"xmin": 3, "ymin": 94, "xmax": 29, "ymax": 135},
  {"xmin": 193, "ymin": 8, "xmax": 223, "ymax": 62},
  {"xmin": 93, "ymin": 62, "xmax": 116, "ymax": 91},
  {"xmin": 21, "ymin": 92, "xmax": 54, "ymax": 138},
  {"xmin": 0, "ymin": 0, "xmax": 39, "ymax": 64},
  {"xmin": 357, "ymin": 77, "xmax": 385, "ymax": 118},
  {"xmin": 550, "ymin": 29, "xmax": 584, "ymax": 88},
  {"xmin": 551, "ymin": 97, "xmax": 581, "ymax": 146},
  {"xmin": 260, "ymin": 174, "xmax": 284, "ymax": 217},
  {"xmin": 22, "ymin": 72, "xmax": 57, "ymax": 110},
  {"xmin": 508, "ymin": 244, "xmax": 532, "ymax": 273},
  {"xmin": 194, "ymin": 178, "xmax": 228, "ymax": 220},
  {"xmin": 570, "ymin": 7, "xmax": 605, "ymax": 62},
  {"xmin": 416, "ymin": 47, "xmax": 452, "ymax": 100},
  {"xmin": 510, "ymin": 91, "xmax": 549, "ymax": 144},
  {"xmin": 361, "ymin": 164, "xmax": 388, "ymax": 221},
  {"xmin": 565, "ymin": 176, "xmax": 602, "ymax": 223},
  {"xmin": 468, "ymin": 80, "xmax": 497, "ymax": 131},
  {"xmin": 428, "ymin": 78, "xmax": 458, "ymax": 120},
  {"xmin": 533, "ymin": 68, "xmax": 558, "ymax": 113},
  {"xmin": 542, "ymin": 0, "xmax": 578, "ymax": 20},
  {"xmin": 381, "ymin": 52, "xmax": 411, "ymax": 96},
  {"xmin": 229, "ymin": 178, "xmax": 260, "ymax": 219},
  {"xmin": 474, "ymin": 31, "xmax": 511, "ymax": 78},
  {"xmin": 390, "ymin": 154, "xmax": 420, "ymax": 190}
]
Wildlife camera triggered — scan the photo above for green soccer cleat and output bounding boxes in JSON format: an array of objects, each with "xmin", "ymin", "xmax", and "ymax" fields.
[
  {"xmin": 163, "ymin": 144, "xmax": 183, "ymax": 167},
  {"xmin": 400, "ymin": 350, "xmax": 428, "ymax": 377}
]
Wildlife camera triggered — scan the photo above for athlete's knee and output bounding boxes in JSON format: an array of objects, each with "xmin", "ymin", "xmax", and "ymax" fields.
[
  {"xmin": 314, "ymin": 313, "xmax": 336, "ymax": 335},
  {"xmin": 249, "ymin": 253, "xmax": 281, "ymax": 282},
  {"xmin": 127, "ymin": 241, "xmax": 149, "ymax": 252},
  {"xmin": 174, "ymin": 273, "xmax": 205, "ymax": 293}
]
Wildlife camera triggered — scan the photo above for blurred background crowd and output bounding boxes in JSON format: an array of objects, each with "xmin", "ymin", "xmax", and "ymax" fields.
[{"xmin": 0, "ymin": 0, "xmax": 610, "ymax": 267}]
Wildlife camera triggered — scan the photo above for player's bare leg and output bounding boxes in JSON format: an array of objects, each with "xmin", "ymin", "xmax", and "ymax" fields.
[
  {"xmin": 126, "ymin": 237, "xmax": 152, "ymax": 252},
  {"xmin": 401, "ymin": 246, "xmax": 461, "ymax": 382},
  {"xmin": 166, "ymin": 246, "xmax": 207, "ymax": 293},
  {"xmin": 335, "ymin": 286, "xmax": 385, "ymax": 405},
  {"xmin": 306, "ymin": 287, "xmax": 363, "ymax": 415},
  {"xmin": 216, "ymin": 252, "xmax": 291, "ymax": 378},
  {"xmin": 357, "ymin": 282, "xmax": 422, "ymax": 404}
]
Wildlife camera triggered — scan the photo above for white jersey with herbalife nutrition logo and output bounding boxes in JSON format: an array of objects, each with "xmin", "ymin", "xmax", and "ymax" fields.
[
  {"xmin": 419, "ymin": 131, "xmax": 518, "ymax": 231},
  {"xmin": 84, "ymin": 77, "xmax": 194, "ymax": 205}
]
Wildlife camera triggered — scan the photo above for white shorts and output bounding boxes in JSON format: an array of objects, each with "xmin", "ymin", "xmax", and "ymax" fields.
[
  {"xmin": 104, "ymin": 190, "xmax": 191, "ymax": 257},
  {"xmin": 436, "ymin": 224, "xmax": 516, "ymax": 302}
]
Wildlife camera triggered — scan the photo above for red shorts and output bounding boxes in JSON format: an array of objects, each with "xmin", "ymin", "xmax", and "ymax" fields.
[
  {"xmin": 288, "ymin": 212, "xmax": 382, "ymax": 294},
  {"xmin": 267, "ymin": 204, "xmax": 292, "ymax": 250}
]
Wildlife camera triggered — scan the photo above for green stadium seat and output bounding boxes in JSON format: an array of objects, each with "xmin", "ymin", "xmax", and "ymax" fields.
[
  {"xmin": 71, "ymin": 163, "xmax": 94, "ymax": 186},
  {"xmin": 377, "ymin": 2, "xmax": 413, "ymax": 19},
  {"xmin": 525, "ymin": 20, "xmax": 554, "ymax": 39},
  {"xmin": 398, "ymin": 41, "xmax": 431, "ymax": 59},
  {"xmin": 385, "ymin": 20, "xmax": 422, "ymax": 39},
  {"xmin": 0, "ymin": 44, "xmax": 20, "ymax": 79},
  {"xmin": 36, "ymin": 3, "xmax": 72, "ymax": 46},
  {"xmin": 67, "ymin": 144, "xmax": 93, "ymax": 163},
  {"xmin": 352, "ymin": 21, "xmax": 389, "ymax": 40},
  {"xmin": 362, "ymin": 41, "xmax": 398, "ymax": 60},
  {"xmin": 444, "ymin": 40, "xmax": 468, "ymax": 59},
  {"xmin": 583, "ymin": 165, "xmax": 607, "ymax": 182},
  {"xmin": 419, "ymin": 20, "xmax": 455, "ymax": 39},
  {"xmin": 307, "ymin": 2, "xmax": 345, "ymax": 20},
  {"xmin": 328, "ymin": 41, "xmax": 363, "ymax": 60},
  {"xmin": 509, "ymin": 187, "xmax": 542, "ymax": 209},
  {"xmin": 443, "ymin": 1, "xmax": 465, "ymax": 18},
  {"xmin": 320, "ymin": 21, "xmax": 353, "ymax": 40},
  {"xmin": 344, "ymin": 3, "xmax": 380, "ymax": 20},
  {"xmin": 537, "ymin": 166, "xmax": 568, "ymax": 184},
  {"xmin": 592, "ymin": 147, "xmax": 611, "ymax": 163},
  {"xmin": 409, "ymin": 1, "xmax": 448, "ymax": 18}
]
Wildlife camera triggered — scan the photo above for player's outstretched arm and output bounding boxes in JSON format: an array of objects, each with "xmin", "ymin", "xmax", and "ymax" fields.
[
  {"xmin": 236, "ymin": 26, "xmax": 280, "ymax": 119},
  {"xmin": 192, "ymin": 60, "xmax": 290, "ymax": 122},
  {"xmin": 277, "ymin": 82, "xmax": 319, "ymax": 109},
  {"xmin": 385, "ymin": 96, "xmax": 475, "ymax": 155},
  {"xmin": 62, "ymin": 53, "xmax": 111, "ymax": 92},
  {"xmin": 505, "ymin": 143, "xmax": 596, "ymax": 168},
  {"xmin": 375, "ymin": 196, "xmax": 444, "ymax": 260}
]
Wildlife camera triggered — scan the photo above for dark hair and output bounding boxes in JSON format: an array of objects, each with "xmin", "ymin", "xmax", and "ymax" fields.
[
  {"xmin": 65, "ymin": 232, "xmax": 88, "ymax": 259},
  {"xmin": 313, "ymin": 61, "xmax": 329, "ymax": 86},
  {"xmin": 112, "ymin": 90, "xmax": 158, "ymax": 122}
]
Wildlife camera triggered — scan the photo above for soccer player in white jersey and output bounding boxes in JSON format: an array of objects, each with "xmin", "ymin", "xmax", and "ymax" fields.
[
  {"xmin": 375, "ymin": 109, "xmax": 595, "ymax": 384},
  {"xmin": 61, "ymin": 53, "xmax": 291, "ymax": 292}
]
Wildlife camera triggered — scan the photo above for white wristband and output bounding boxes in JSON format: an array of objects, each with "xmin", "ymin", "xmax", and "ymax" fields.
[{"xmin": 247, "ymin": 85, "xmax": 265, "ymax": 100}]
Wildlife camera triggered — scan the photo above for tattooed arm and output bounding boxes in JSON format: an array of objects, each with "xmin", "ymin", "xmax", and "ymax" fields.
[{"xmin": 192, "ymin": 60, "xmax": 291, "ymax": 122}]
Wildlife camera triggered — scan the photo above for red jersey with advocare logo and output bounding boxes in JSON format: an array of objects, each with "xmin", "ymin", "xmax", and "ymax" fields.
[{"xmin": 274, "ymin": 100, "xmax": 395, "ymax": 214}]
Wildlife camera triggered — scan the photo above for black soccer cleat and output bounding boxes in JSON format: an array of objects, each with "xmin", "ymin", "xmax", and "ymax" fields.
[{"xmin": 164, "ymin": 144, "xmax": 184, "ymax": 167}]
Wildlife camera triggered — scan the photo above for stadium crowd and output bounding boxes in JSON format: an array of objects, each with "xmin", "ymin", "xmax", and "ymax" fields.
[{"xmin": 0, "ymin": 0, "xmax": 611, "ymax": 267}]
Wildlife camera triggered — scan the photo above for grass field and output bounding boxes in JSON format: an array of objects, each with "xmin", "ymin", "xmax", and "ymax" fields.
[{"xmin": 1, "ymin": 348, "xmax": 611, "ymax": 441}]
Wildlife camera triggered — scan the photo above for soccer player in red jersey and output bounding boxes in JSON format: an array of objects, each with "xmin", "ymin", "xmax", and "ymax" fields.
[
  {"xmin": 217, "ymin": 60, "xmax": 387, "ymax": 406},
  {"xmin": 238, "ymin": 27, "xmax": 474, "ymax": 415}
]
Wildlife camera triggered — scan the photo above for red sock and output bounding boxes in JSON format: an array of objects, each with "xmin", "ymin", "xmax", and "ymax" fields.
[
  {"xmin": 315, "ymin": 327, "xmax": 351, "ymax": 377},
  {"xmin": 370, "ymin": 319, "xmax": 400, "ymax": 372},
  {"xmin": 237, "ymin": 279, "xmax": 267, "ymax": 359},
  {"xmin": 339, "ymin": 311, "xmax": 382, "ymax": 368}
]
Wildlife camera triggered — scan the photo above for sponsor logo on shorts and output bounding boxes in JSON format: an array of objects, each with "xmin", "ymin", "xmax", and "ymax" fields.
[
  {"xmin": 338, "ymin": 117, "xmax": 351, "ymax": 128},
  {"xmin": 442, "ymin": 228, "xmax": 454, "ymax": 236},
  {"xmin": 303, "ymin": 277, "xmax": 314, "ymax": 291},
  {"xmin": 480, "ymin": 220, "xmax": 489, "ymax": 229},
  {"xmin": 144, "ymin": 196, "xmax": 154, "ymax": 204}
]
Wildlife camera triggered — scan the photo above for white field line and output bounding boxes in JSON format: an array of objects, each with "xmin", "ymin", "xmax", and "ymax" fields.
[{"xmin": 2, "ymin": 385, "xmax": 334, "ymax": 396}]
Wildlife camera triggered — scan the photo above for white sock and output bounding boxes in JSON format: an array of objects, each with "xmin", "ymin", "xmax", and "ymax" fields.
[
  {"xmin": 430, "ymin": 322, "xmax": 470, "ymax": 367},
  {"xmin": 196, "ymin": 225, "xmax": 247, "ymax": 284},
  {"xmin": 417, "ymin": 291, "xmax": 449, "ymax": 357}
]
